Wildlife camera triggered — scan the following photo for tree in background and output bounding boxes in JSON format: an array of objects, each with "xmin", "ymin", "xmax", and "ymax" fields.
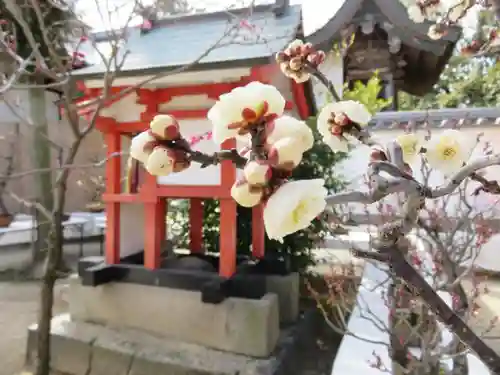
[
  {"xmin": 0, "ymin": 0, "xmax": 77, "ymax": 266},
  {"xmin": 399, "ymin": 9, "xmax": 500, "ymax": 110}
]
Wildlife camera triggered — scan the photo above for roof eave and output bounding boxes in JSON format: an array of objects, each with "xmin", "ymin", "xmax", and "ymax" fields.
[
  {"xmin": 70, "ymin": 56, "xmax": 274, "ymax": 82},
  {"xmin": 307, "ymin": 0, "xmax": 461, "ymax": 55}
]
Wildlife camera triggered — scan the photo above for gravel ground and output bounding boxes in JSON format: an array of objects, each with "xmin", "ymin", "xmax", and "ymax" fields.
[
  {"xmin": 0, "ymin": 242, "xmax": 361, "ymax": 375},
  {"xmin": 0, "ymin": 242, "xmax": 101, "ymax": 375}
]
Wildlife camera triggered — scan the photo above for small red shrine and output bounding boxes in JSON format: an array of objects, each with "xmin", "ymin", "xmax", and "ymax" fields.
[
  {"xmin": 73, "ymin": 0, "xmax": 313, "ymax": 290},
  {"xmin": 23, "ymin": 0, "xmax": 462, "ymax": 370},
  {"xmin": 72, "ymin": 0, "xmax": 458, "ymax": 291}
]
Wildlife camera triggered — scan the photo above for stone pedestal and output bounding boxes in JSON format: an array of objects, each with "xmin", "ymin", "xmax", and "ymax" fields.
[
  {"xmin": 265, "ymin": 272, "xmax": 299, "ymax": 324},
  {"xmin": 68, "ymin": 275, "xmax": 280, "ymax": 357},
  {"xmin": 26, "ymin": 311, "xmax": 317, "ymax": 375}
]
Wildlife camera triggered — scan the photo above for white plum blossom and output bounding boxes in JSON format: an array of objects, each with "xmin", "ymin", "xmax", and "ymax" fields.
[
  {"xmin": 243, "ymin": 160, "xmax": 272, "ymax": 185},
  {"xmin": 266, "ymin": 115, "xmax": 314, "ymax": 153},
  {"xmin": 323, "ymin": 134, "xmax": 350, "ymax": 153},
  {"xmin": 130, "ymin": 131, "xmax": 156, "ymax": 164},
  {"xmin": 150, "ymin": 114, "xmax": 180, "ymax": 140},
  {"xmin": 268, "ymin": 137, "xmax": 304, "ymax": 169},
  {"xmin": 207, "ymin": 81, "xmax": 286, "ymax": 144},
  {"xmin": 396, "ymin": 133, "xmax": 423, "ymax": 164},
  {"xmin": 144, "ymin": 146, "xmax": 175, "ymax": 176},
  {"xmin": 231, "ymin": 179, "xmax": 263, "ymax": 207},
  {"xmin": 424, "ymin": 129, "xmax": 474, "ymax": 175},
  {"xmin": 317, "ymin": 100, "xmax": 372, "ymax": 152},
  {"xmin": 264, "ymin": 179, "xmax": 327, "ymax": 242}
]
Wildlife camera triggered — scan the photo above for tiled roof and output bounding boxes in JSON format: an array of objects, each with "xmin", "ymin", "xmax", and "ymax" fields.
[
  {"xmin": 73, "ymin": 4, "xmax": 301, "ymax": 78},
  {"xmin": 369, "ymin": 107, "xmax": 500, "ymax": 130}
]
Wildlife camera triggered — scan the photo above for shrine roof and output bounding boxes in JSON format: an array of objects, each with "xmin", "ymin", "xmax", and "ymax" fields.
[
  {"xmin": 307, "ymin": 0, "xmax": 460, "ymax": 55},
  {"xmin": 369, "ymin": 107, "xmax": 500, "ymax": 130},
  {"xmin": 73, "ymin": 3, "xmax": 301, "ymax": 79}
]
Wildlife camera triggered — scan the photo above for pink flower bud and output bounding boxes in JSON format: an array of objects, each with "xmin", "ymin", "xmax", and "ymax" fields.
[
  {"xmin": 243, "ymin": 160, "xmax": 272, "ymax": 185},
  {"xmin": 150, "ymin": 114, "xmax": 180, "ymax": 140}
]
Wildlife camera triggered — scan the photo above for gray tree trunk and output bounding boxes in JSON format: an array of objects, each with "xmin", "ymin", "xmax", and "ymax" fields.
[{"xmin": 29, "ymin": 87, "xmax": 54, "ymax": 264}]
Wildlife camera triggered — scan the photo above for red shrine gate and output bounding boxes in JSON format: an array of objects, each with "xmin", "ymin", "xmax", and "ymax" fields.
[{"xmin": 81, "ymin": 65, "xmax": 310, "ymax": 278}]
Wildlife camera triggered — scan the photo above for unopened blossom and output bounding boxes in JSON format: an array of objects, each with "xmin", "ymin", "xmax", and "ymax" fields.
[
  {"xmin": 275, "ymin": 39, "xmax": 325, "ymax": 83},
  {"xmin": 231, "ymin": 179, "xmax": 263, "ymax": 207},
  {"xmin": 265, "ymin": 115, "xmax": 314, "ymax": 153},
  {"xmin": 243, "ymin": 160, "xmax": 272, "ymax": 185},
  {"xmin": 150, "ymin": 114, "xmax": 180, "ymax": 140},
  {"xmin": 207, "ymin": 81, "xmax": 286, "ymax": 144},
  {"xmin": 263, "ymin": 179, "xmax": 327, "ymax": 242},
  {"xmin": 396, "ymin": 133, "xmax": 422, "ymax": 164},
  {"xmin": 317, "ymin": 101, "xmax": 371, "ymax": 152},
  {"xmin": 144, "ymin": 146, "xmax": 175, "ymax": 176},
  {"xmin": 268, "ymin": 137, "xmax": 304, "ymax": 169},
  {"xmin": 425, "ymin": 129, "xmax": 474, "ymax": 175},
  {"xmin": 130, "ymin": 131, "xmax": 156, "ymax": 164}
]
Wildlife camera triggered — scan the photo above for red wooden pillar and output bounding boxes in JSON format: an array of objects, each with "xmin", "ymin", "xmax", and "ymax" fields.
[
  {"xmin": 144, "ymin": 198, "xmax": 166, "ymax": 269},
  {"xmin": 104, "ymin": 130, "xmax": 121, "ymax": 264},
  {"xmin": 141, "ymin": 161, "xmax": 165, "ymax": 269},
  {"xmin": 219, "ymin": 139, "xmax": 237, "ymax": 277},
  {"xmin": 189, "ymin": 198, "xmax": 204, "ymax": 253},
  {"xmin": 252, "ymin": 205, "xmax": 265, "ymax": 258}
]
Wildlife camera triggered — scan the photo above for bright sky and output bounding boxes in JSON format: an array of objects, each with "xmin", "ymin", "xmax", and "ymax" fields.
[{"xmin": 75, "ymin": 0, "xmax": 479, "ymax": 36}]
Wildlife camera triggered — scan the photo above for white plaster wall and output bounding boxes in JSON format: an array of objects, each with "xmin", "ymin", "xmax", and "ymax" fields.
[
  {"xmin": 157, "ymin": 118, "xmax": 222, "ymax": 186},
  {"xmin": 100, "ymin": 91, "xmax": 146, "ymax": 123},
  {"xmin": 337, "ymin": 127, "xmax": 500, "ymax": 218},
  {"xmin": 0, "ymin": 88, "xmax": 60, "ymax": 123},
  {"xmin": 119, "ymin": 204, "xmax": 145, "ymax": 257},
  {"xmin": 337, "ymin": 126, "xmax": 500, "ymax": 272}
]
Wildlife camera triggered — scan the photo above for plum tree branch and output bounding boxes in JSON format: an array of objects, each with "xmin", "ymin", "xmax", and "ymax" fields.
[{"xmin": 311, "ymin": 57, "xmax": 500, "ymax": 371}]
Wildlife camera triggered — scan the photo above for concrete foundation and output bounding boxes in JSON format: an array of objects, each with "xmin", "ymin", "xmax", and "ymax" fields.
[
  {"xmin": 26, "ymin": 311, "xmax": 316, "ymax": 375},
  {"xmin": 265, "ymin": 272, "xmax": 299, "ymax": 324},
  {"xmin": 68, "ymin": 275, "xmax": 282, "ymax": 357}
]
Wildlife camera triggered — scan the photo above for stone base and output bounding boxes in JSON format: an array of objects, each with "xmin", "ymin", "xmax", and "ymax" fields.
[
  {"xmin": 68, "ymin": 275, "xmax": 281, "ymax": 357},
  {"xmin": 26, "ymin": 311, "xmax": 316, "ymax": 375}
]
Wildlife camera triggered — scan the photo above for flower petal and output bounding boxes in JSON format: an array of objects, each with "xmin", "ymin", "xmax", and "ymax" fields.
[
  {"xmin": 130, "ymin": 131, "xmax": 156, "ymax": 164},
  {"xmin": 266, "ymin": 115, "xmax": 314, "ymax": 152},
  {"xmin": 323, "ymin": 134, "xmax": 349, "ymax": 153},
  {"xmin": 263, "ymin": 179, "xmax": 327, "ymax": 242},
  {"xmin": 207, "ymin": 82, "xmax": 285, "ymax": 144}
]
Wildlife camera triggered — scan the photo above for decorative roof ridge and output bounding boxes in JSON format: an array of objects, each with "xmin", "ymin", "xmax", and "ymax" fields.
[{"xmin": 369, "ymin": 107, "xmax": 500, "ymax": 129}]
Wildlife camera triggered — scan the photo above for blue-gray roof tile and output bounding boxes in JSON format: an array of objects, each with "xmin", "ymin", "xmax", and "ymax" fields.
[
  {"xmin": 369, "ymin": 107, "xmax": 500, "ymax": 129},
  {"xmin": 74, "ymin": 4, "xmax": 301, "ymax": 78}
]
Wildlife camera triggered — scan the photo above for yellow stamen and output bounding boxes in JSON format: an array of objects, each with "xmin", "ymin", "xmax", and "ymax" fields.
[{"xmin": 291, "ymin": 199, "xmax": 308, "ymax": 225}]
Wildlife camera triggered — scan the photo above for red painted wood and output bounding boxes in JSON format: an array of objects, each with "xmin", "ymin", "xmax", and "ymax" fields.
[
  {"xmin": 144, "ymin": 199, "xmax": 166, "ymax": 269},
  {"xmin": 219, "ymin": 138, "xmax": 238, "ymax": 276},
  {"xmin": 189, "ymin": 198, "xmax": 204, "ymax": 253},
  {"xmin": 252, "ymin": 204, "xmax": 265, "ymax": 259},
  {"xmin": 219, "ymin": 198, "xmax": 237, "ymax": 277},
  {"xmin": 104, "ymin": 131, "xmax": 121, "ymax": 264},
  {"xmin": 155, "ymin": 185, "xmax": 229, "ymax": 198},
  {"xmin": 290, "ymin": 80, "xmax": 311, "ymax": 120}
]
